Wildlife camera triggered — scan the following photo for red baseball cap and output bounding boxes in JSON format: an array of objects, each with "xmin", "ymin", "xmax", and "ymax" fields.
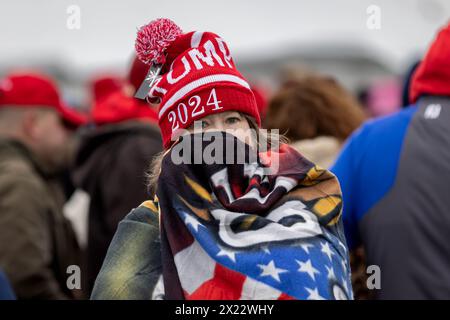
[
  {"xmin": 89, "ymin": 73, "xmax": 159, "ymax": 125},
  {"xmin": 91, "ymin": 75, "xmax": 124, "ymax": 103},
  {"xmin": 92, "ymin": 90, "xmax": 159, "ymax": 125},
  {"xmin": 0, "ymin": 72, "xmax": 87, "ymax": 128}
]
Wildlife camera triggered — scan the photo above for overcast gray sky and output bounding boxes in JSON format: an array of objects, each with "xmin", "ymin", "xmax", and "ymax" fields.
[{"xmin": 0, "ymin": 0, "xmax": 449, "ymax": 75}]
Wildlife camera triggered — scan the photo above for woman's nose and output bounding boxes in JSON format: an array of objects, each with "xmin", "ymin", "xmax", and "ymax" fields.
[{"xmin": 210, "ymin": 120, "xmax": 225, "ymax": 131}]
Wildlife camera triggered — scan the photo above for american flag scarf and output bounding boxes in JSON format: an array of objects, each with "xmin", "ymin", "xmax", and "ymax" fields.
[{"xmin": 156, "ymin": 132, "xmax": 352, "ymax": 300}]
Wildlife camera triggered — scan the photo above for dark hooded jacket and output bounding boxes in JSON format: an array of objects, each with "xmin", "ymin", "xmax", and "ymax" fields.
[{"xmin": 72, "ymin": 120, "xmax": 162, "ymax": 293}]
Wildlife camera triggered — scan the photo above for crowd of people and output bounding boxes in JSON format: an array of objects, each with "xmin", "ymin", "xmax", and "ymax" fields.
[{"xmin": 0, "ymin": 17, "xmax": 449, "ymax": 300}]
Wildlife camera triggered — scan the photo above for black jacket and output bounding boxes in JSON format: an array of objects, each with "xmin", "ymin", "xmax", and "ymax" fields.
[{"xmin": 72, "ymin": 120, "xmax": 162, "ymax": 292}]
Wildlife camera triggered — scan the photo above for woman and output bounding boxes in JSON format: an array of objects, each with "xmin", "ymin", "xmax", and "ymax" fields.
[
  {"xmin": 265, "ymin": 75, "xmax": 366, "ymax": 168},
  {"xmin": 91, "ymin": 18, "xmax": 352, "ymax": 300}
]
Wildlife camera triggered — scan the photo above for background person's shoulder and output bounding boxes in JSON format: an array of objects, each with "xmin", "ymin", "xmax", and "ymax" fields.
[{"xmin": 0, "ymin": 156, "xmax": 45, "ymax": 194}]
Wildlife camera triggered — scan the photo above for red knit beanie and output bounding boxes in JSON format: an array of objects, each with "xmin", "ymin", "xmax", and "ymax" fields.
[{"xmin": 135, "ymin": 18, "xmax": 260, "ymax": 148}]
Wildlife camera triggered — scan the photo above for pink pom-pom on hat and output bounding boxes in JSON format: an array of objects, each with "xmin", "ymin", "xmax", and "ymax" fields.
[{"xmin": 135, "ymin": 18, "xmax": 183, "ymax": 65}]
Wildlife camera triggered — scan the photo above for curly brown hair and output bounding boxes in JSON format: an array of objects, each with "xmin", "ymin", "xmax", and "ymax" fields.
[{"xmin": 264, "ymin": 75, "xmax": 366, "ymax": 142}]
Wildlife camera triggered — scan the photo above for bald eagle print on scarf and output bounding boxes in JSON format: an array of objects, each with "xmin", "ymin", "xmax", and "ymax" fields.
[{"xmin": 156, "ymin": 133, "xmax": 352, "ymax": 300}]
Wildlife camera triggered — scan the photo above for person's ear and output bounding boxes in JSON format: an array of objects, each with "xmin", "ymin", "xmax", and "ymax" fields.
[{"xmin": 22, "ymin": 110, "xmax": 41, "ymax": 141}]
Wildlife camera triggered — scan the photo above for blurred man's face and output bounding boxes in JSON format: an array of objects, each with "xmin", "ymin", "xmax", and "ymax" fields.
[{"xmin": 28, "ymin": 109, "xmax": 74, "ymax": 171}]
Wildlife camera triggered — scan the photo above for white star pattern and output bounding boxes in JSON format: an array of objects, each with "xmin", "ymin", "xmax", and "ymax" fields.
[
  {"xmin": 257, "ymin": 260, "xmax": 288, "ymax": 282},
  {"xmin": 216, "ymin": 245, "xmax": 236, "ymax": 263},
  {"xmin": 332, "ymin": 284, "xmax": 348, "ymax": 300},
  {"xmin": 299, "ymin": 243, "xmax": 314, "ymax": 254},
  {"xmin": 261, "ymin": 245, "xmax": 271, "ymax": 255},
  {"xmin": 296, "ymin": 259, "xmax": 320, "ymax": 281},
  {"xmin": 183, "ymin": 213, "xmax": 201, "ymax": 232},
  {"xmin": 325, "ymin": 265, "xmax": 336, "ymax": 280},
  {"xmin": 320, "ymin": 242, "xmax": 335, "ymax": 262},
  {"xmin": 176, "ymin": 199, "xmax": 352, "ymax": 299},
  {"xmin": 338, "ymin": 240, "xmax": 348, "ymax": 253},
  {"xmin": 341, "ymin": 276, "xmax": 351, "ymax": 296},
  {"xmin": 341, "ymin": 259, "xmax": 347, "ymax": 273},
  {"xmin": 305, "ymin": 287, "xmax": 325, "ymax": 300}
]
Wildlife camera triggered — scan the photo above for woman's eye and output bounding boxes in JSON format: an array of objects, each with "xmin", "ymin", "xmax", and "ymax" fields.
[
  {"xmin": 225, "ymin": 117, "xmax": 241, "ymax": 125},
  {"xmin": 201, "ymin": 121, "xmax": 209, "ymax": 129}
]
